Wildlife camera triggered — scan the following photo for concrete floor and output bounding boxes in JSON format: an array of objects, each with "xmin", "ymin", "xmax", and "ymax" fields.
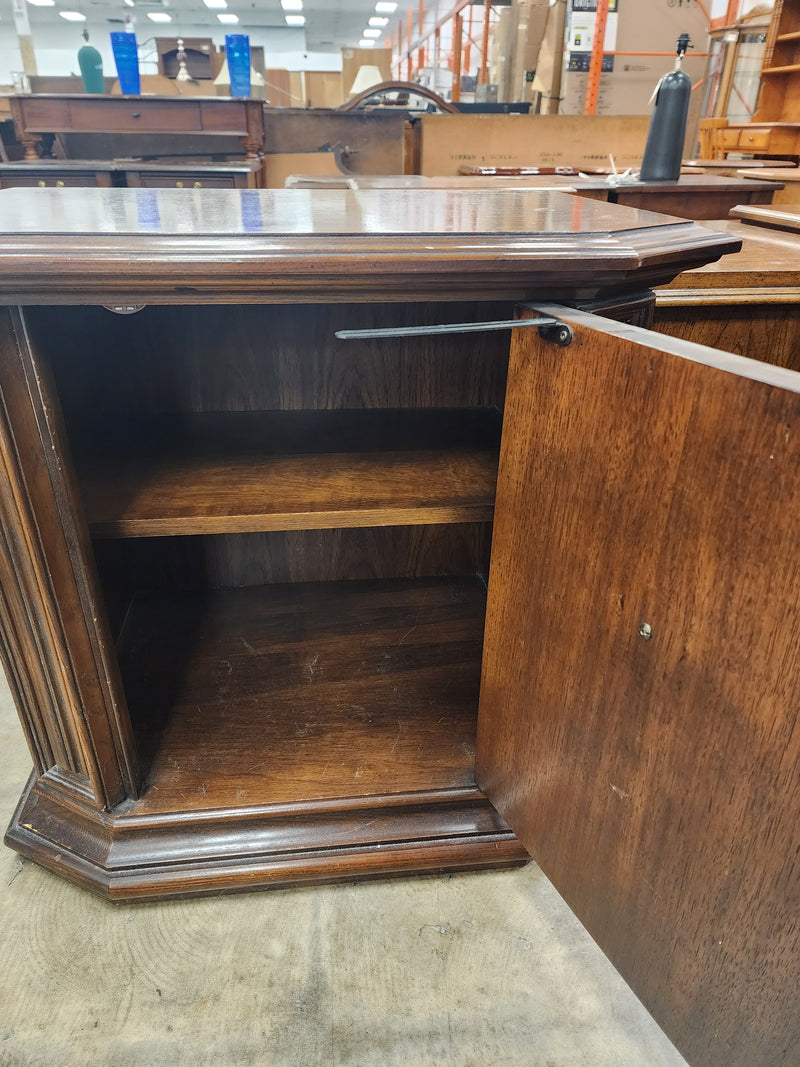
[{"xmin": 0, "ymin": 675, "xmax": 687, "ymax": 1067}]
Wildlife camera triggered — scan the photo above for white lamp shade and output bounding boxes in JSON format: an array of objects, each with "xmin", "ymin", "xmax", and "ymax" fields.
[
  {"xmin": 213, "ymin": 60, "xmax": 264, "ymax": 86},
  {"xmin": 348, "ymin": 65, "xmax": 384, "ymax": 97}
]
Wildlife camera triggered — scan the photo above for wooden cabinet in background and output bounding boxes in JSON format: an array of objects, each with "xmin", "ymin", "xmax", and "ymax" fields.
[
  {"xmin": 0, "ymin": 187, "xmax": 798, "ymax": 1066},
  {"xmin": 654, "ymin": 213, "xmax": 800, "ymax": 364},
  {"xmin": 8, "ymin": 94, "xmax": 265, "ymax": 164},
  {"xmin": 0, "ymin": 159, "xmax": 262, "ymax": 190},
  {"xmin": 701, "ymin": 0, "xmax": 800, "ymax": 158}
]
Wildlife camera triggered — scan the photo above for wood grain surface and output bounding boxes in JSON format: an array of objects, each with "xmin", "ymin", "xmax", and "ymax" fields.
[
  {"xmin": 654, "ymin": 217, "xmax": 800, "ymax": 367},
  {"xmin": 478, "ymin": 305, "xmax": 800, "ymax": 1067},
  {"xmin": 119, "ymin": 576, "xmax": 486, "ymax": 811},
  {"xmin": 655, "ymin": 303, "xmax": 800, "ymax": 370},
  {"xmin": 27, "ymin": 303, "xmax": 510, "ymax": 417},
  {"xmin": 77, "ymin": 410, "xmax": 500, "ymax": 538},
  {"xmin": 0, "ymin": 188, "xmax": 740, "ymax": 303},
  {"xmin": 658, "ymin": 217, "xmax": 800, "ymax": 290},
  {"xmin": 0, "ymin": 308, "xmax": 137, "ymax": 807}
]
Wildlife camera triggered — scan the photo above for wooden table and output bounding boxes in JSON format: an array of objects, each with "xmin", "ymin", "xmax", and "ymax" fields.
[
  {"xmin": 2, "ymin": 187, "xmax": 800, "ymax": 1066},
  {"xmin": 283, "ymin": 172, "xmax": 780, "ymax": 220},
  {"xmin": 684, "ymin": 157, "xmax": 797, "ymax": 177},
  {"xmin": 570, "ymin": 173, "xmax": 780, "ymax": 218},
  {"xmin": 733, "ymin": 166, "xmax": 800, "ymax": 206}
]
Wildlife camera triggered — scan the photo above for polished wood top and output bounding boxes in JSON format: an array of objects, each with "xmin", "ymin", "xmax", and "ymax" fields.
[
  {"xmin": 0, "ymin": 188, "xmax": 740, "ymax": 304},
  {"xmin": 0, "ymin": 186, "xmax": 701, "ymax": 235},
  {"xmin": 661, "ymin": 217, "xmax": 800, "ymax": 290},
  {"xmin": 736, "ymin": 168, "xmax": 800, "ymax": 183},
  {"xmin": 686, "ymin": 158, "xmax": 797, "ymax": 169},
  {"xmin": 286, "ymin": 173, "xmax": 781, "ymax": 193}
]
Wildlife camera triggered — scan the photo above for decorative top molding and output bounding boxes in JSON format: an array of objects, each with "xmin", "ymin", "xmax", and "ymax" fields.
[{"xmin": 0, "ymin": 189, "xmax": 741, "ymax": 305}]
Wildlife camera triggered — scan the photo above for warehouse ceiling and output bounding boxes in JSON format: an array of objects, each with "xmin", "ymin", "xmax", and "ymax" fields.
[{"xmin": 20, "ymin": 0, "xmax": 418, "ymax": 51}]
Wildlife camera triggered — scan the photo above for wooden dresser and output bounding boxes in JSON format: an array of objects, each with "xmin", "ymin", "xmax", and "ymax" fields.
[{"xmin": 1, "ymin": 188, "xmax": 798, "ymax": 1066}]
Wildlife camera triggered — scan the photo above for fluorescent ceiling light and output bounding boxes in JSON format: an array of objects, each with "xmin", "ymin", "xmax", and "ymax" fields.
[
  {"xmin": 59, "ymin": 9, "xmax": 86, "ymax": 19},
  {"xmin": 375, "ymin": 2, "xmax": 397, "ymax": 11},
  {"xmin": 203, "ymin": 0, "xmax": 227, "ymax": 8},
  {"xmin": 369, "ymin": 16, "xmax": 388, "ymax": 25},
  {"xmin": 146, "ymin": 10, "xmax": 172, "ymax": 20},
  {"xmin": 26, "ymin": 0, "xmax": 56, "ymax": 7},
  {"xmin": 217, "ymin": 12, "xmax": 238, "ymax": 20},
  {"xmin": 284, "ymin": 13, "xmax": 304, "ymax": 24},
  {"xmin": 362, "ymin": 28, "xmax": 381, "ymax": 37},
  {"xmin": 281, "ymin": 0, "xmax": 302, "ymax": 9},
  {"xmin": 358, "ymin": 39, "xmax": 375, "ymax": 47}
]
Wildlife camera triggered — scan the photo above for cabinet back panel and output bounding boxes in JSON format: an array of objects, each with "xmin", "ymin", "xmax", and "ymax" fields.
[
  {"xmin": 27, "ymin": 303, "xmax": 510, "ymax": 419},
  {"xmin": 94, "ymin": 524, "xmax": 493, "ymax": 638}
]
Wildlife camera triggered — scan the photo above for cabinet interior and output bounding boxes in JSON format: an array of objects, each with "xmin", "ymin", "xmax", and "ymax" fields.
[{"xmin": 24, "ymin": 301, "xmax": 511, "ymax": 811}]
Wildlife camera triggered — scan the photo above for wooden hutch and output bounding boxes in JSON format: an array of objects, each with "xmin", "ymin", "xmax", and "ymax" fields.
[{"xmin": 701, "ymin": 0, "xmax": 800, "ymax": 158}]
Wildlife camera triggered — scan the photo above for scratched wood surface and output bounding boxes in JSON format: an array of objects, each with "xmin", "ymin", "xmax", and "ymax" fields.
[
  {"xmin": 478, "ymin": 306, "xmax": 800, "ymax": 1067},
  {"xmin": 77, "ymin": 410, "xmax": 500, "ymax": 538},
  {"xmin": 118, "ymin": 576, "xmax": 486, "ymax": 812}
]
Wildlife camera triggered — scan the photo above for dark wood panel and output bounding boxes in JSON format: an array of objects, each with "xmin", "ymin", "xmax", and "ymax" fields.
[
  {"xmin": 28, "ymin": 304, "xmax": 509, "ymax": 420},
  {"xmin": 612, "ymin": 186, "xmax": 774, "ymax": 219},
  {"xmin": 0, "ymin": 173, "xmax": 108, "ymax": 189},
  {"xmin": 92, "ymin": 524, "xmax": 493, "ymax": 638},
  {"xmin": 132, "ymin": 175, "xmax": 239, "ymax": 190},
  {"xmin": 655, "ymin": 304, "xmax": 800, "ymax": 371},
  {"xmin": 6, "ymin": 776, "xmax": 525, "ymax": 901},
  {"xmin": 76, "ymin": 409, "xmax": 500, "ymax": 537},
  {"xmin": 68, "ymin": 99, "xmax": 202, "ymax": 133},
  {"xmin": 263, "ymin": 110, "xmax": 408, "ymax": 175},
  {"xmin": 478, "ymin": 306, "xmax": 800, "ymax": 1067},
  {"xmin": 0, "ymin": 308, "xmax": 137, "ymax": 806},
  {"xmin": 117, "ymin": 576, "xmax": 486, "ymax": 812},
  {"xmin": 9, "ymin": 95, "xmax": 264, "ymax": 163}
]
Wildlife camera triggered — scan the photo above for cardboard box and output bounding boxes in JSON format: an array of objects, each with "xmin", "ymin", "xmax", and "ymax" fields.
[
  {"xmin": 303, "ymin": 71, "xmax": 344, "ymax": 108},
  {"xmin": 417, "ymin": 113, "xmax": 651, "ymax": 174},
  {"xmin": 561, "ymin": 0, "xmax": 707, "ymax": 116},
  {"xmin": 263, "ymin": 152, "xmax": 341, "ymax": 189}
]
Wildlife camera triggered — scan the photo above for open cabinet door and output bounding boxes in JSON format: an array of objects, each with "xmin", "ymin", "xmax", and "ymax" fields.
[{"xmin": 477, "ymin": 304, "xmax": 800, "ymax": 1067}]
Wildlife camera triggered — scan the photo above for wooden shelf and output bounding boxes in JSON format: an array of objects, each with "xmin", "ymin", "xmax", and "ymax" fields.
[
  {"xmin": 777, "ymin": 30, "xmax": 800, "ymax": 40},
  {"xmin": 78, "ymin": 409, "xmax": 500, "ymax": 538},
  {"xmin": 762, "ymin": 63, "xmax": 800, "ymax": 73},
  {"xmin": 118, "ymin": 575, "xmax": 486, "ymax": 813}
]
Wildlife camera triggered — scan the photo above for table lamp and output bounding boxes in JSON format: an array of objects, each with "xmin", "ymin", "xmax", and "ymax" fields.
[{"xmin": 348, "ymin": 65, "xmax": 384, "ymax": 97}]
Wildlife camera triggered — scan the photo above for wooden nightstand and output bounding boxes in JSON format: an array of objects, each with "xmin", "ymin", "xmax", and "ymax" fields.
[{"xmin": 1, "ymin": 187, "xmax": 798, "ymax": 1066}]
